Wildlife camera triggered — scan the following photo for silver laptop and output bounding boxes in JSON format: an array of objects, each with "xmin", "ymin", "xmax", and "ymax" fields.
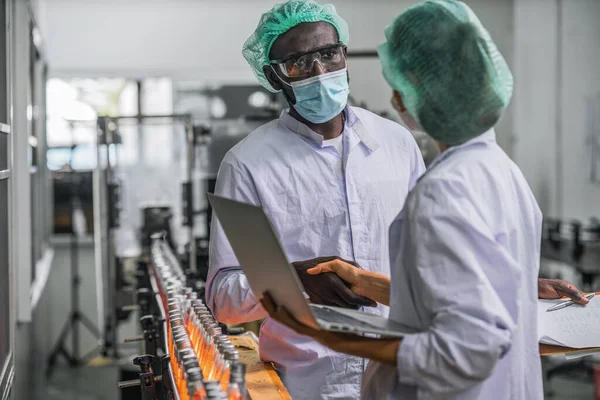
[{"xmin": 207, "ymin": 193, "xmax": 410, "ymax": 338}]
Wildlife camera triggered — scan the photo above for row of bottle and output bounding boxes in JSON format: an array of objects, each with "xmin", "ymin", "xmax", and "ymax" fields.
[
  {"xmin": 151, "ymin": 239, "xmax": 249, "ymax": 400},
  {"xmin": 168, "ymin": 305, "xmax": 248, "ymax": 399}
]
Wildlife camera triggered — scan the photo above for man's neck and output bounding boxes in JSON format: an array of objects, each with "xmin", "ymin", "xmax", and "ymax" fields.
[{"xmin": 288, "ymin": 107, "xmax": 344, "ymax": 140}]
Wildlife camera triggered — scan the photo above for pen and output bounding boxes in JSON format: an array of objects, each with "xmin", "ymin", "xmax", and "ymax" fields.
[{"xmin": 546, "ymin": 293, "xmax": 595, "ymax": 312}]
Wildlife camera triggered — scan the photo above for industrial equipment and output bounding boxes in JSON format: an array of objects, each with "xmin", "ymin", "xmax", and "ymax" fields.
[
  {"xmin": 94, "ymin": 114, "xmax": 206, "ymax": 358},
  {"xmin": 117, "ymin": 235, "xmax": 249, "ymax": 400}
]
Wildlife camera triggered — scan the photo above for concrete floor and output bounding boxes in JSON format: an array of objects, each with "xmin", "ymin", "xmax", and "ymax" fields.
[
  {"xmin": 11, "ymin": 238, "xmax": 138, "ymax": 400},
  {"xmin": 9, "ymin": 240, "xmax": 597, "ymax": 399}
]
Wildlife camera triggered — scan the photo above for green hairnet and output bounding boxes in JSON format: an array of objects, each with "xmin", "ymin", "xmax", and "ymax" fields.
[
  {"xmin": 377, "ymin": 0, "xmax": 513, "ymax": 146},
  {"xmin": 242, "ymin": 0, "xmax": 350, "ymax": 93}
]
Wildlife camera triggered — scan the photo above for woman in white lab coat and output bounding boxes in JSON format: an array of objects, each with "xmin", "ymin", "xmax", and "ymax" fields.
[{"xmin": 260, "ymin": 1, "xmax": 588, "ymax": 399}]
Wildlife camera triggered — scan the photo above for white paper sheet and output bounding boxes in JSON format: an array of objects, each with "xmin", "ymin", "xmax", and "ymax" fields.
[{"xmin": 537, "ymin": 297, "xmax": 600, "ymax": 349}]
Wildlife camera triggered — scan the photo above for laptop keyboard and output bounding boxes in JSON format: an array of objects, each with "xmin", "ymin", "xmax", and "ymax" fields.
[{"xmin": 309, "ymin": 305, "xmax": 375, "ymax": 327}]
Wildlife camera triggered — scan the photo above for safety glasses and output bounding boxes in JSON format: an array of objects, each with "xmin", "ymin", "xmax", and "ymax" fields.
[{"xmin": 271, "ymin": 42, "xmax": 346, "ymax": 79}]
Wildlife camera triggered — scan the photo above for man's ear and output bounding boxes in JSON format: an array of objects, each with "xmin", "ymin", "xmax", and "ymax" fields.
[
  {"xmin": 263, "ymin": 65, "xmax": 282, "ymax": 91},
  {"xmin": 343, "ymin": 47, "xmax": 350, "ymax": 85}
]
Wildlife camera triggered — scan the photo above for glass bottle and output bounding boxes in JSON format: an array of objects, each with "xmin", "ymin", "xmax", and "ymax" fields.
[
  {"xmin": 200, "ymin": 325, "xmax": 221, "ymax": 372},
  {"xmin": 196, "ymin": 317, "xmax": 217, "ymax": 361},
  {"xmin": 227, "ymin": 362, "xmax": 248, "ymax": 400},
  {"xmin": 207, "ymin": 335, "xmax": 229, "ymax": 379},
  {"xmin": 213, "ymin": 343, "xmax": 235, "ymax": 382},
  {"xmin": 219, "ymin": 350, "xmax": 239, "ymax": 392},
  {"xmin": 204, "ymin": 380, "xmax": 225, "ymax": 399},
  {"xmin": 186, "ymin": 368, "xmax": 206, "ymax": 400}
]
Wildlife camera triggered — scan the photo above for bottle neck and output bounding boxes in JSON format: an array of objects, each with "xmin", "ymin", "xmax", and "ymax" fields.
[{"xmin": 227, "ymin": 383, "xmax": 242, "ymax": 400}]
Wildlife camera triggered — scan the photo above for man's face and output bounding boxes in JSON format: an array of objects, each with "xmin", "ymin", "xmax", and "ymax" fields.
[{"xmin": 263, "ymin": 21, "xmax": 347, "ymax": 104}]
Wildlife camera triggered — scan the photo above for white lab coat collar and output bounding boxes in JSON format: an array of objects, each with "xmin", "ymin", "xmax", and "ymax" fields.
[
  {"xmin": 427, "ymin": 129, "xmax": 497, "ymax": 171},
  {"xmin": 278, "ymin": 106, "xmax": 379, "ymax": 152}
]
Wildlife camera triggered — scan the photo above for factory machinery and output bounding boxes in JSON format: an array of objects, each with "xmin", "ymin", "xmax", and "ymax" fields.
[
  {"xmin": 89, "ymin": 108, "xmax": 291, "ymax": 399},
  {"xmin": 118, "ymin": 234, "xmax": 248, "ymax": 400}
]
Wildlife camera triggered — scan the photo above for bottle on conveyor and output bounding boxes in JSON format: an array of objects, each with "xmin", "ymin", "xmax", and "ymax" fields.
[
  {"xmin": 186, "ymin": 367, "xmax": 207, "ymax": 400},
  {"xmin": 227, "ymin": 362, "xmax": 248, "ymax": 400},
  {"xmin": 218, "ymin": 349, "xmax": 240, "ymax": 392},
  {"xmin": 204, "ymin": 380, "xmax": 227, "ymax": 399}
]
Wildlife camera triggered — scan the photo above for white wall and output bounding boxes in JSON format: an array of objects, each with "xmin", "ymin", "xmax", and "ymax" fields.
[
  {"xmin": 513, "ymin": 0, "xmax": 600, "ymax": 220},
  {"xmin": 559, "ymin": 0, "xmax": 600, "ymax": 220},
  {"xmin": 513, "ymin": 0, "xmax": 560, "ymax": 216},
  {"xmin": 42, "ymin": 0, "xmax": 515, "ymax": 152}
]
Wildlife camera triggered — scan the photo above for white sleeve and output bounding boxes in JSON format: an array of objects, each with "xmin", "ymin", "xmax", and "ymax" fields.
[{"xmin": 206, "ymin": 157, "xmax": 267, "ymax": 323}]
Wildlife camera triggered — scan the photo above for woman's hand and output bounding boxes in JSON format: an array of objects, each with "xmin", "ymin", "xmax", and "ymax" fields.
[
  {"xmin": 260, "ymin": 292, "xmax": 400, "ymax": 365},
  {"xmin": 307, "ymin": 258, "xmax": 363, "ymax": 294},
  {"xmin": 308, "ymin": 260, "xmax": 391, "ymax": 306},
  {"xmin": 538, "ymin": 278, "xmax": 589, "ymax": 304},
  {"xmin": 293, "ymin": 256, "xmax": 376, "ymax": 308},
  {"xmin": 259, "ymin": 292, "xmax": 357, "ymax": 352}
]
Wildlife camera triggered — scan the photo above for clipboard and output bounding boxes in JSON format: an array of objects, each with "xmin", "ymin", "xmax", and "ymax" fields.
[
  {"xmin": 540, "ymin": 343, "xmax": 600, "ymax": 356},
  {"xmin": 539, "ymin": 292, "xmax": 600, "ymax": 356}
]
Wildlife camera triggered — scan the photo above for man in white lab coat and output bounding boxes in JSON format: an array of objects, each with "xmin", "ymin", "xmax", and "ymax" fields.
[{"xmin": 206, "ymin": 1, "xmax": 425, "ymax": 399}]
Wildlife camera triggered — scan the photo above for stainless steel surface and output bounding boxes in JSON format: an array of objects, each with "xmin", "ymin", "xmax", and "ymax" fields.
[
  {"xmin": 149, "ymin": 267, "xmax": 181, "ymax": 400},
  {"xmin": 0, "ymin": 169, "xmax": 9, "ymax": 180},
  {"xmin": 93, "ymin": 122, "xmax": 108, "ymax": 348},
  {"xmin": 185, "ymin": 117, "xmax": 197, "ymax": 275},
  {"xmin": 118, "ymin": 379, "xmax": 141, "ymax": 389},
  {"xmin": 117, "ymin": 376, "xmax": 163, "ymax": 389}
]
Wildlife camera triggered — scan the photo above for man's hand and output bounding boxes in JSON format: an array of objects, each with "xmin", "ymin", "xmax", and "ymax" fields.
[
  {"xmin": 538, "ymin": 278, "xmax": 590, "ymax": 304},
  {"xmin": 292, "ymin": 256, "xmax": 376, "ymax": 309}
]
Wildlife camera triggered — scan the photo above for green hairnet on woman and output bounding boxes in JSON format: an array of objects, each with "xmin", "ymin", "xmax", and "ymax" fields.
[{"xmin": 261, "ymin": 1, "xmax": 547, "ymax": 398}]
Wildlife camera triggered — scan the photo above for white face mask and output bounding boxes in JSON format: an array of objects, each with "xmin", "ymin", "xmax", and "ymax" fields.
[{"xmin": 280, "ymin": 68, "xmax": 350, "ymax": 124}]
